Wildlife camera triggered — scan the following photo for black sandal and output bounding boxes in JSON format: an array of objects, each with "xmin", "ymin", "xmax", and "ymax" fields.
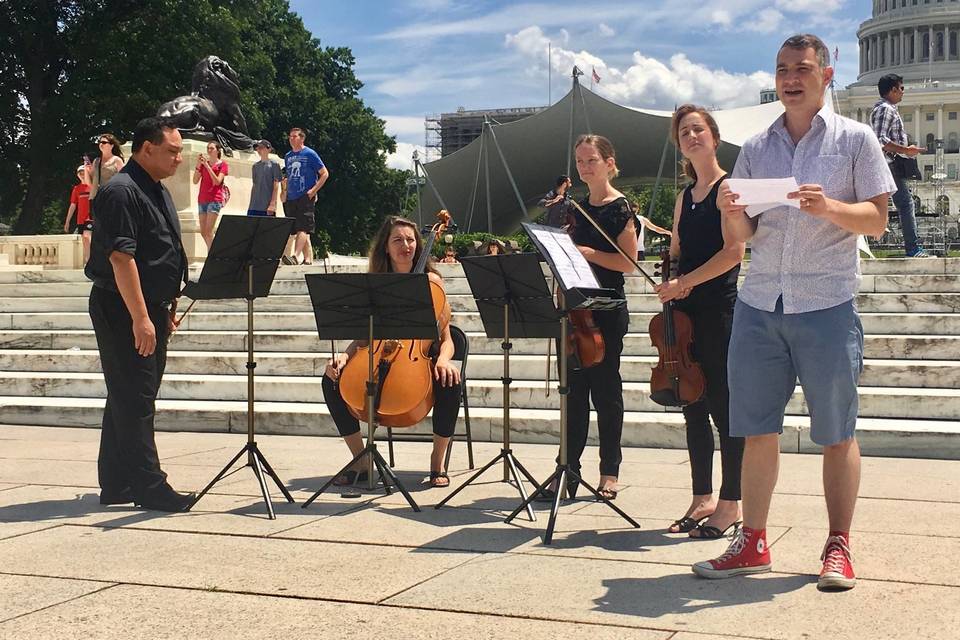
[
  {"xmin": 669, "ymin": 515, "xmax": 709, "ymax": 534},
  {"xmin": 429, "ymin": 471, "xmax": 450, "ymax": 488},
  {"xmin": 597, "ymin": 486, "xmax": 618, "ymax": 501},
  {"xmin": 332, "ymin": 469, "xmax": 368, "ymax": 487},
  {"xmin": 691, "ymin": 520, "xmax": 742, "ymax": 539}
]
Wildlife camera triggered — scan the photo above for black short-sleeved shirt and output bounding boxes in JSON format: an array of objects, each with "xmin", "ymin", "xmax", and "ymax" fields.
[
  {"xmin": 676, "ymin": 177, "xmax": 739, "ymax": 310},
  {"xmin": 85, "ymin": 158, "xmax": 187, "ymax": 304},
  {"xmin": 569, "ymin": 196, "xmax": 636, "ymax": 291}
]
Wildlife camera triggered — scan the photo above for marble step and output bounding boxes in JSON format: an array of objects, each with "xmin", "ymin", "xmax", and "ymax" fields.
[
  {"xmin": 2, "ymin": 371, "xmax": 959, "ymax": 421},
  {"xmin": 4, "ymin": 310, "xmax": 960, "ymax": 336},
  {"xmin": 4, "ymin": 271, "xmax": 960, "ymax": 299},
  {"xmin": 5, "ymin": 291, "xmax": 960, "ymax": 314},
  {"xmin": 1, "ymin": 257, "xmax": 958, "ymax": 285},
  {"xmin": 1, "ymin": 329, "xmax": 956, "ymax": 359},
  {"xmin": 0, "ymin": 395, "xmax": 957, "ymax": 459},
  {"xmin": 2, "ymin": 350, "xmax": 959, "ymax": 389}
]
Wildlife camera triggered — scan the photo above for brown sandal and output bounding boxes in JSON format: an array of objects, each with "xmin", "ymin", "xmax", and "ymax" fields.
[{"xmin": 430, "ymin": 471, "xmax": 450, "ymax": 488}]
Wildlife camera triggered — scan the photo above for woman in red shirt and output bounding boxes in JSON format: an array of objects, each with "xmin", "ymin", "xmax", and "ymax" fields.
[{"xmin": 192, "ymin": 141, "xmax": 229, "ymax": 251}]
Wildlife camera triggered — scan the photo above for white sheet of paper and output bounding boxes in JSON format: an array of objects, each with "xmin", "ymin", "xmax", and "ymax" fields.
[
  {"xmin": 527, "ymin": 226, "xmax": 601, "ymax": 290},
  {"xmin": 725, "ymin": 177, "xmax": 800, "ymax": 218}
]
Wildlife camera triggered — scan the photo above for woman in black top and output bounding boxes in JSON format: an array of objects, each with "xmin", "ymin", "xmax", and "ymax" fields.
[
  {"xmin": 550, "ymin": 134, "xmax": 638, "ymax": 501},
  {"xmin": 656, "ymin": 105, "xmax": 745, "ymax": 538}
]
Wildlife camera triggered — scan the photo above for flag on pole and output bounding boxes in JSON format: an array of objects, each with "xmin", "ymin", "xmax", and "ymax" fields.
[{"xmin": 592, "ymin": 67, "xmax": 602, "ymax": 84}]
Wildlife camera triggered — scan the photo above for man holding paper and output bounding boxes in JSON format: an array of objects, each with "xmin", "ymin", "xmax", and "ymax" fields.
[{"xmin": 692, "ymin": 34, "xmax": 894, "ymax": 592}]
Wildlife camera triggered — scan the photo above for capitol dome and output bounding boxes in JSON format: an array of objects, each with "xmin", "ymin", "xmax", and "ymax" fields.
[{"xmin": 857, "ymin": 0, "xmax": 960, "ymax": 85}]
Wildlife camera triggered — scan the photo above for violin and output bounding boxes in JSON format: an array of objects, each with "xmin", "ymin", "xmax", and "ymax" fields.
[
  {"xmin": 337, "ymin": 211, "xmax": 452, "ymax": 427},
  {"xmin": 648, "ymin": 249, "xmax": 705, "ymax": 407},
  {"xmin": 562, "ymin": 206, "xmax": 605, "ymax": 368},
  {"xmin": 565, "ymin": 199, "xmax": 706, "ymax": 406}
]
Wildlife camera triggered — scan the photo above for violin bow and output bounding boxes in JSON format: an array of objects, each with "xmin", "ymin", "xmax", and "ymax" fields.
[{"xmin": 566, "ymin": 198, "xmax": 660, "ymax": 288}]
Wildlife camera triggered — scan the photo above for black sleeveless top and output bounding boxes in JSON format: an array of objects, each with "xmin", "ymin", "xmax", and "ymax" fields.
[
  {"xmin": 677, "ymin": 177, "xmax": 739, "ymax": 309},
  {"xmin": 570, "ymin": 196, "xmax": 636, "ymax": 292}
]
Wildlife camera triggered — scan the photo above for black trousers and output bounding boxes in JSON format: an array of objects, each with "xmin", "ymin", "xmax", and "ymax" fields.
[
  {"xmin": 677, "ymin": 302, "xmax": 744, "ymax": 501},
  {"xmin": 321, "ymin": 374, "xmax": 461, "ymax": 438},
  {"xmin": 565, "ymin": 305, "xmax": 629, "ymax": 477},
  {"xmin": 89, "ymin": 286, "xmax": 171, "ymax": 496}
]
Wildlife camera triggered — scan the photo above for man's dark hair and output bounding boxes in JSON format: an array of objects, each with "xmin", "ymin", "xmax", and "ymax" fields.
[
  {"xmin": 131, "ymin": 116, "xmax": 177, "ymax": 153},
  {"xmin": 780, "ymin": 34, "xmax": 830, "ymax": 68},
  {"xmin": 289, "ymin": 127, "xmax": 306, "ymax": 138},
  {"xmin": 878, "ymin": 74, "xmax": 904, "ymax": 98},
  {"xmin": 555, "ymin": 174, "xmax": 569, "ymax": 188}
]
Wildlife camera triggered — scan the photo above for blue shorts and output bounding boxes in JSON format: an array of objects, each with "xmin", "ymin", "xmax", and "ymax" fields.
[
  {"xmin": 727, "ymin": 297, "xmax": 863, "ymax": 446},
  {"xmin": 198, "ymin": 202, "xmax": 222, "ymax": 214}
]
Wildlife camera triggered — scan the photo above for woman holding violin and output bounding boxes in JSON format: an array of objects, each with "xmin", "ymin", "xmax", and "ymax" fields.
[
  {"xmin": 657, "ymin": 105, "xmax": 745, "ymax": 539},
  {"xmin": 546, "ymin": 134, "xmax": 638, "ymax": 501},
  {"xmin": 321, "ymin": 216, "xmax": 462, "ymax": 488}
]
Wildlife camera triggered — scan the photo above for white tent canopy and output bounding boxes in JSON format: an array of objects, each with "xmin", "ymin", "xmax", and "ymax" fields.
[{"xmin": 418, "ymin": 79, "xmax": 785, "ymax": 234}]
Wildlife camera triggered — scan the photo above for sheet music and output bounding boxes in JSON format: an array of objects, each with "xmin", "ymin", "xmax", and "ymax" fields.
[{"xmin": 526, "ymin": 225, "xmax": 601, "ymax": 290}]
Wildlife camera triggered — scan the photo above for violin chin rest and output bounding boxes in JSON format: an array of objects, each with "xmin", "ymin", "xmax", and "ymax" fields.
[{"xmin": 649, "ymin": 389, "xmax": 686, "ymax": 408}]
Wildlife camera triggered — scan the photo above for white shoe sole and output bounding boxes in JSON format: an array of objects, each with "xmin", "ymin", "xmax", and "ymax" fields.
[
  {"xmin": 817, "ymin": 573, "xmax": 856, "ymax": 591},
  {"xmin": 692, "ymin": 561, "xmax": 772, "ymax": 579}
]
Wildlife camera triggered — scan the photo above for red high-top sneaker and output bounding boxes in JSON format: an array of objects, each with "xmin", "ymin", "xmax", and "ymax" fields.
[{"xmin": 692, "ymin": 526, "xmax": 772, "ymax": 579}]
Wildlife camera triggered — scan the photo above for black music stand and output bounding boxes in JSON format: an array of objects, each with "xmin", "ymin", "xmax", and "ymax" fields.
[
  {"xmin": 504, "ymin": 223, "xmax": 641, "ymax": 544},
  {"xmin": 434, "ymin": 253, "xmax": 555, "ymax": 520},
  {"xmin": 189, "ymin": 215, "xmax": 296, "ymax": 519},
  {"xmin": 300, "ymin": 272, "xmax": 439, "ymax": 512}
]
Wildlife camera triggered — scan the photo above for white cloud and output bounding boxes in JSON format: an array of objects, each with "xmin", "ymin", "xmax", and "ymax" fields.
[
  {"xmin": 378, "ymin": 3, "xmax": 647, "ymax": 40},
  {"xmin": 597, "ymin": 23, "xmax": 615, "ymax": 38},
  {"xmin": 776, "ymin": 0, "xmax": 841, "ymax": 12},
  {"xmin": 386, "ymin": 142, "xmax": 426, "ymax": 171},
  {"xmin": 382, "ymin": 115, "xmax": 425, "ymax": 140},
  {"xmin": 744, "ymin": 8, "xmax": 783, "ymax": 33},
  {"xmin": 506, "ymin": 26, "xmax": 774, "ymax": 110},
  {"xmin": 711, "ymin": 9, "xmax": 731, "ymax": 27}
]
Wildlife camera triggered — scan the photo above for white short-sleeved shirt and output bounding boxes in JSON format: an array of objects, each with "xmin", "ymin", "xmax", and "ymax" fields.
[{"xmin": 732, "ymin": 104, "xmax": 897, "ymax": 314}]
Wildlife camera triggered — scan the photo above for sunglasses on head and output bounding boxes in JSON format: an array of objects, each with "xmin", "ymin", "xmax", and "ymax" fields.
[{"xmin": 98, "ymin": 140, "xmax": 110, "ymax": 144}]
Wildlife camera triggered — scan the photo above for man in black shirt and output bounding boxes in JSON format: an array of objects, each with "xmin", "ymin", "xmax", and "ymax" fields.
[
  {"xmin": 538, "ymin": 174, "xmax": 573, "ymax": 227},
  {"xmin": 85, "ymin": 116, "xmax": 194, "ymax": 512}
]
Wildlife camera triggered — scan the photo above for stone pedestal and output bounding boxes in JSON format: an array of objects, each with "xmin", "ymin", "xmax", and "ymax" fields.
[{"xmin": 159, "ymin": 139, "xmax": 282, "ymax": 264}]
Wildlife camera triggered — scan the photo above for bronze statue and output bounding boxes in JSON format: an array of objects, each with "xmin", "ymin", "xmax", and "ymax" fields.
[{"xmin": 157, "ymin": 56, "xmax": 254, "ymax": 151}]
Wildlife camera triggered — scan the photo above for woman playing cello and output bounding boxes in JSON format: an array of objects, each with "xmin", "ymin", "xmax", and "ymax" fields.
[
  {"xmin": 321, "ymin": 216, "xmax": 462, "ymax": 488},
  {"xmin": 658, "ymin": 105, "xmax": 745, "ymax": 538},
  {"xmin": 543, "ymin": 134, "xmax": 637, "ymax": 501}
]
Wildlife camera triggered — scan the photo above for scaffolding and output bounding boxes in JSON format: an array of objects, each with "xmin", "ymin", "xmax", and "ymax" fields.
[{"xmin": 424, "ymin": 106, "xmax": 546, "ymax": 161}]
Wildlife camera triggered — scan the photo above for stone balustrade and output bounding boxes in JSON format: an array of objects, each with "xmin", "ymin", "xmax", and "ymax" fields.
[{"xmin": 0, "ymin": 235, "xmax": 83, "ymax": 270}]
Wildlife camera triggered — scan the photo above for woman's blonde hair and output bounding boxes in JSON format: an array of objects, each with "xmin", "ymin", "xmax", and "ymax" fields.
[
  {"xmin": 367, "ymin": 215, "xmax": 438, "ymax": 276},
  {"xmin": 670, "ymin": 104, "xmax": 721, "ymax": 182},
  {"xmin": 574, "ymin": 134, "xmax": 619, "ymax": 179}
]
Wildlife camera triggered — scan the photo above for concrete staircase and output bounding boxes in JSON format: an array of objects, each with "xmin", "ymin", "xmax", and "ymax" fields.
[{"xmin": 2, "ymin": 259, "xmax": 959, "ymax": 458}]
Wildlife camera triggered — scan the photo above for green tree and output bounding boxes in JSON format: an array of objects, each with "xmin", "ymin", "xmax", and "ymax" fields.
[{"xmin": 1, "ymin": 0, "xmax": 405, "ymax": 252}]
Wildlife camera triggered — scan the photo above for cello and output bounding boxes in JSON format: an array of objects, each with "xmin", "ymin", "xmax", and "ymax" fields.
[
  {"xmin": 337, "ymin": 211, "xmax": 452, "ymax": 427},
  {"xmin": 566, "ymin": 199, "xmax": 705, "ymax": 407}
]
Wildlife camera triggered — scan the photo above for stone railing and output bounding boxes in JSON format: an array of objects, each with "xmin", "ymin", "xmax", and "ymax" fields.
[{"xmin": 0, "ymin": 235, "xmax": 84, "ymax": 269}]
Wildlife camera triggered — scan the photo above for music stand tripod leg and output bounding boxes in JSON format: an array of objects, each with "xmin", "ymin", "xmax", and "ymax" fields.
[
  {"xmin": 433, "ymin": 298, "xmax": 536, "ymax": 520},
  {"xmin": 252, "ymin": 444, "xmax": 295, "ymax": 503},
  {"xmin": 302, "ymin": 445, "xmax": 380, "ymax": 508},
  {"xmin": 249, "ymin": 447, "xmax": 277, "ymax": 520},
  {"xmin": 192, "ymin": 445, "xmax": 249, "ymax": 506},
  {"xmin": 371, "ymin": 448, "xmax": 420, "ymax": 511}
]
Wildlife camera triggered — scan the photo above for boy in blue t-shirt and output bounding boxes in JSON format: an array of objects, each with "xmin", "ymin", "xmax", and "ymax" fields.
[{"xmin": 281, "ymin": 127, "xmax": 330, "ymax": 264}]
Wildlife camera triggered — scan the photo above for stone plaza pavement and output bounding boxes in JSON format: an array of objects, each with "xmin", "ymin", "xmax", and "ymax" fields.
[{"xmin": 1, "ymin": 424, "xmax": 958, "ymax": 639}]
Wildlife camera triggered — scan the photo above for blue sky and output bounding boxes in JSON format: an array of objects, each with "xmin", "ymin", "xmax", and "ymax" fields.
[{"xmin": 291, "ymin": 0, "xmax": 869, "ymax": 168}]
